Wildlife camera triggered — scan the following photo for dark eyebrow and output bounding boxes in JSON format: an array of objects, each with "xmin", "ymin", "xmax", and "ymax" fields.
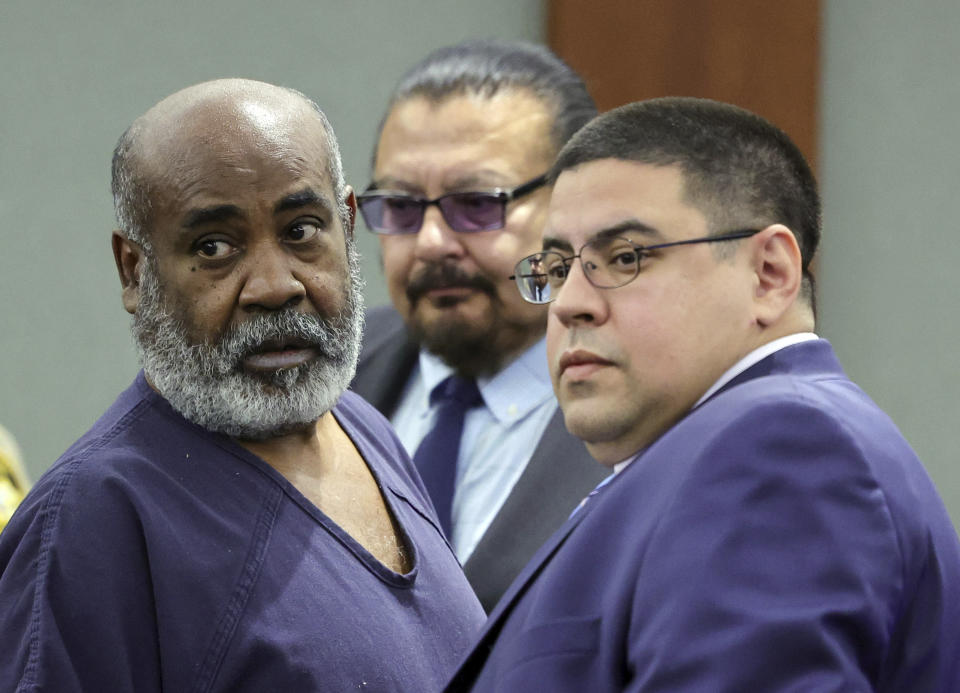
[
  {"xmin": 180, "ymin": 188, "xmax": 334, "ymax": 232},
  {"xmin": 446, "ymin": 171, "xmax": 511, "ymax": 190},
  {"xmin": 542, "ymin": 236, "xmax": 574, "ymax": 254},
  {"xmin": 593, "ymin": 219, "xmax": 660, "ymax": 240},
  {"xmin": 367, "ymin": 177, "xmax": 418, "ymax": 194},
  {"xmin": 542, "ymin": 219, "xmax": 661, "ymax": 254},
  {"xmin": 182, "ymin": 204, "xmax": 244, "ymax": 229},
  {"xmin": 273, "ymin": 187, "xmax": 334, "ymax": 215},
  {"xmin": 368, "ymin": 170, "xmax": 508, "ymax": 196}
]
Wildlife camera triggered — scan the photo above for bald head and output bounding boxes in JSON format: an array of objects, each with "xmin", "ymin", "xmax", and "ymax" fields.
[{"xmin": 112, "ymin": 78, "xmax": 348, "ymax": 249}]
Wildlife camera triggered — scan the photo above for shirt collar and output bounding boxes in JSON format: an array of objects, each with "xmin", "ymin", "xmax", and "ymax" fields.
[
  {"xmin": 611, "ymin": 333, "xmax": 819, "ymax": 476},
  {"xmin": 694, "ymin": 332, "xmax": 820, "ymax": 408},
  {"xmin": 613, "ymin": 452, "xmax": 641, "ymax": 475},
  {"xmin": 417, "ymin": 338, "xmax": 554, "ymax": 423},
  {"xmin": 596, "ymin": 333, "xmax": 819, "ymax": 477}
]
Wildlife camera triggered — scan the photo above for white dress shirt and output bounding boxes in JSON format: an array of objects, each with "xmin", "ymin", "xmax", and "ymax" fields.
[{"xmin": 390, "ymin": 339, "xmax": 558, "ymax": 562}]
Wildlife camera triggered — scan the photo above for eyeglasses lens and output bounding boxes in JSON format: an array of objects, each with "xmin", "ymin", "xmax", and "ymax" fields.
[
  {"xmin": 582, "ymin": 237, "xmax": 641, "ymax": 288},
  {"xmin": 513, "ymin": 238, "xmax": 644, "ymax": 304},
  {"xmin": 514, "ymin": 253, "xmax": 560, "ymax": 304},
  {"xmin": 437, "ymin": 193, "xmax": 505, "ymax": 232},
  {"xmin": 358, "ymin": 196, "xmax": 422, "ymax": 234},
  {"xmin": 359, "ymin": 192, "xmax": 507, "ymax": 234}
]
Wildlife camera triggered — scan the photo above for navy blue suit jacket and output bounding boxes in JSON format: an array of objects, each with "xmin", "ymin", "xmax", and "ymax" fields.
[{"xmin": 447, "ymin": 340, "xmax": 960, "ymax": 691}]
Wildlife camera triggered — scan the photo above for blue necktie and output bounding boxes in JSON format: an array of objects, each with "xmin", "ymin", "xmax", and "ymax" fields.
[
  {"xmin": 569, "ymin": 472, "xmax": 616, "ymax": 519},
  {"xmin": 413, "ymin": 376, "xmax": 483, "ymax": 537}
]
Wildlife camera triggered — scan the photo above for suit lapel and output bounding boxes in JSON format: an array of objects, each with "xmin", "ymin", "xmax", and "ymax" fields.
[
  {"xmin": 463, "ymin": 408, "xmax": 606, "ymax": 612},
  {"xmin": 446, "ymin": 507, "xmax": 592, "ymax": 691},
  {"xmin": 707, "ymin": 339, "xmax": 845, "ymax": 404}
]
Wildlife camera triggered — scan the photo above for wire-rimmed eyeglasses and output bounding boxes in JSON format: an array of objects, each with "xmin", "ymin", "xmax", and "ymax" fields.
[
  {"xmin": 357, "ymin": 173, "xmax": 548, "ymax": 235},
  {"xmin": 511, "ymin": 229, "xmax": 761, "ymax": 305}
]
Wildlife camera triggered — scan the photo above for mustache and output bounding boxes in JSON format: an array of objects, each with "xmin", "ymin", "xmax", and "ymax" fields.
[
  {"xmin": 218, "ymin": 310, "xmax": 350, "ymax": 365},
  {"xmin": 405, "ymin": 262, "xmax": 498, "ymax": 304}
]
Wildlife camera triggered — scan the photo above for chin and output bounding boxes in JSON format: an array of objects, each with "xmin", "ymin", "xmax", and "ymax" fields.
[
  {"xmin": 427, "ymin": 307, "xmax": 490, "ymax": 334},
  {"xmin": 561, "ymin": 402, "xmax": 633, "ymax": 452},
  {"xmin": 419, "ymin": 293, "xmax": 491, "ymax": 324},
  {"xmin": 560, "ymin": 402, "xmax": 608, "ymax": 441},
  {"xmin": 410, "ymin": 299, "xmax": 492, "ymax": 343}
]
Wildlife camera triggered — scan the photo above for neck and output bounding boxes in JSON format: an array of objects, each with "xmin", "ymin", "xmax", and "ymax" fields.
[{"xmin": 237, "ymin": 412, "xmax": 338, "ymax": 475}]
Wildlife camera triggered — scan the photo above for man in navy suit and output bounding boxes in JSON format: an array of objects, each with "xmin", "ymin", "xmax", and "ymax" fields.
[
  {"xmin": 350, "ymin": 40, "xmax": 606, "ymax": 612},
  {"xmin": 446, "ymin": 97, "xmax": 960, "ymax": 691}
]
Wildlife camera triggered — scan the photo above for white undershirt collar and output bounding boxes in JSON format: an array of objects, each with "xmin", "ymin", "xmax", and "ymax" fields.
[
  {"xmin": 613, "ymin": 332, "xmax": 820, "ymax": 475},
  {"xmin": 694, "ymin": 332, "xmax": 819, "ymax": 408}
]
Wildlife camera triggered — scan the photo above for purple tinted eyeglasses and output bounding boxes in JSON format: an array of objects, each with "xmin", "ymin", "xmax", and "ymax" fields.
[{"xmin": 357, "ymin": 173, "xmax": 547, "ymax": 235}]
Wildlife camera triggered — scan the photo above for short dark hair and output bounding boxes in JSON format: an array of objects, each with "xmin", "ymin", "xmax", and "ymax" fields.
[
  {"xmin": 553, "ymin": 97, "xmax": 821, "ymax": 305},
  {"xmin": 375, "ymin": 39, "xmax": 596, "ymax": 160}
]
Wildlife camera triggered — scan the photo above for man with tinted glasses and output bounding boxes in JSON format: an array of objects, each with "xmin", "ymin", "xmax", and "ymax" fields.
[
  {"xmin": 446, "ymin": 98, "xmax": 960, "ymax": 691},
  {"xmin": 0, "ymin": 79, "xmax": 485, "ymax": 692},
  {"xmin": 350, "ymin": 40, "xmax": 606, "ymax": 612}
]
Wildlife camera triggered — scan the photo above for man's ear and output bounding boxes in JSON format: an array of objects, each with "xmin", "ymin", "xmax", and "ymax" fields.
[
  {"xmin": 112, "ymin": 231, "xmax": 145, "ymax": 315},
  {"xmin": 749, "ymin": 224, "xmax": 803, "ymax": 327},
  {"xmin": 342, "ymin": 186, "xmax": 357, "ymax": 237}
]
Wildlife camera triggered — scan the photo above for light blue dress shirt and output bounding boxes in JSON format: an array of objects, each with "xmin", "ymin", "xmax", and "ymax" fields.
[{"xmin": 390, "ymin": 338, "xmax": 558, "ymax": 562}]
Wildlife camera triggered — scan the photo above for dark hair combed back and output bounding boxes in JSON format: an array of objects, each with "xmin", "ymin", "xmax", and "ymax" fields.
[
  {"xmin": 553, "ymin": 97, "xmax": 821, "ymax": 297},
  {"xmin": 380, "ymin": 39, "xmax": 597, "ymax": 155}
]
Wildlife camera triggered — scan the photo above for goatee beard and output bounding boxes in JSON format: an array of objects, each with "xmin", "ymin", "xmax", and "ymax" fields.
[{"xmin": 404, "ymin": 261, "xmax": 546, "ymax": 377}]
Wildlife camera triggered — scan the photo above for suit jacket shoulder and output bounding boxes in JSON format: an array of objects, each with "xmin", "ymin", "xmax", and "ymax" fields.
[{"xmin": 449, "ymin": 340, "xmax": 960, "ymax": 690}]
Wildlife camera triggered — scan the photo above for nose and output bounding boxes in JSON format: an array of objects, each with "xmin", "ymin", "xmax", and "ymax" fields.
[
  {"xmin": 550, "ymin": 257, "xmax": 608, "ymax": 327},
  {"xmin": 413, "ymin": 205, "xmax": 467, "ymax": 262},
  {"xmin": 238, "ymin": 241, "xmax": 306, "ymax": 312}
]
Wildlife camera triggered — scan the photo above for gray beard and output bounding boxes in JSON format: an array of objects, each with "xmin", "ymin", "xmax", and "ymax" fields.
[{"xmin": 131, "ymin": 248, "xmax": 365, "ymax": 440}]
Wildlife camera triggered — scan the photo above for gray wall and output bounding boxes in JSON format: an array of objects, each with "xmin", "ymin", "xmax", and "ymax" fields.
[
  {"xmin": 0, "ymin": 0, "xmax": 543, "ymax": 477},
  {"xmin": 819, "ymin": 1, "xmax": 960, "ymax": 527},
  {"xmin": 2, "ymin": 1, "xmax": 958, "ymax": 530}
]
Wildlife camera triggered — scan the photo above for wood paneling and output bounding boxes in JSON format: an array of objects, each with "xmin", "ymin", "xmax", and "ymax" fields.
[{"xmin": 548, "ymin": 0, "xmax": 820, "ymax": 169}]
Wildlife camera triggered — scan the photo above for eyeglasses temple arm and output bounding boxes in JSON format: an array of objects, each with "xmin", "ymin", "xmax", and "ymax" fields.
[
  {"xmin": 509, "ymin": 173, "xmax": 549, "ymax": 200},
  {"xmin": 644, "ymin": 229, "xmax": 760, "ymax": 251}
]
